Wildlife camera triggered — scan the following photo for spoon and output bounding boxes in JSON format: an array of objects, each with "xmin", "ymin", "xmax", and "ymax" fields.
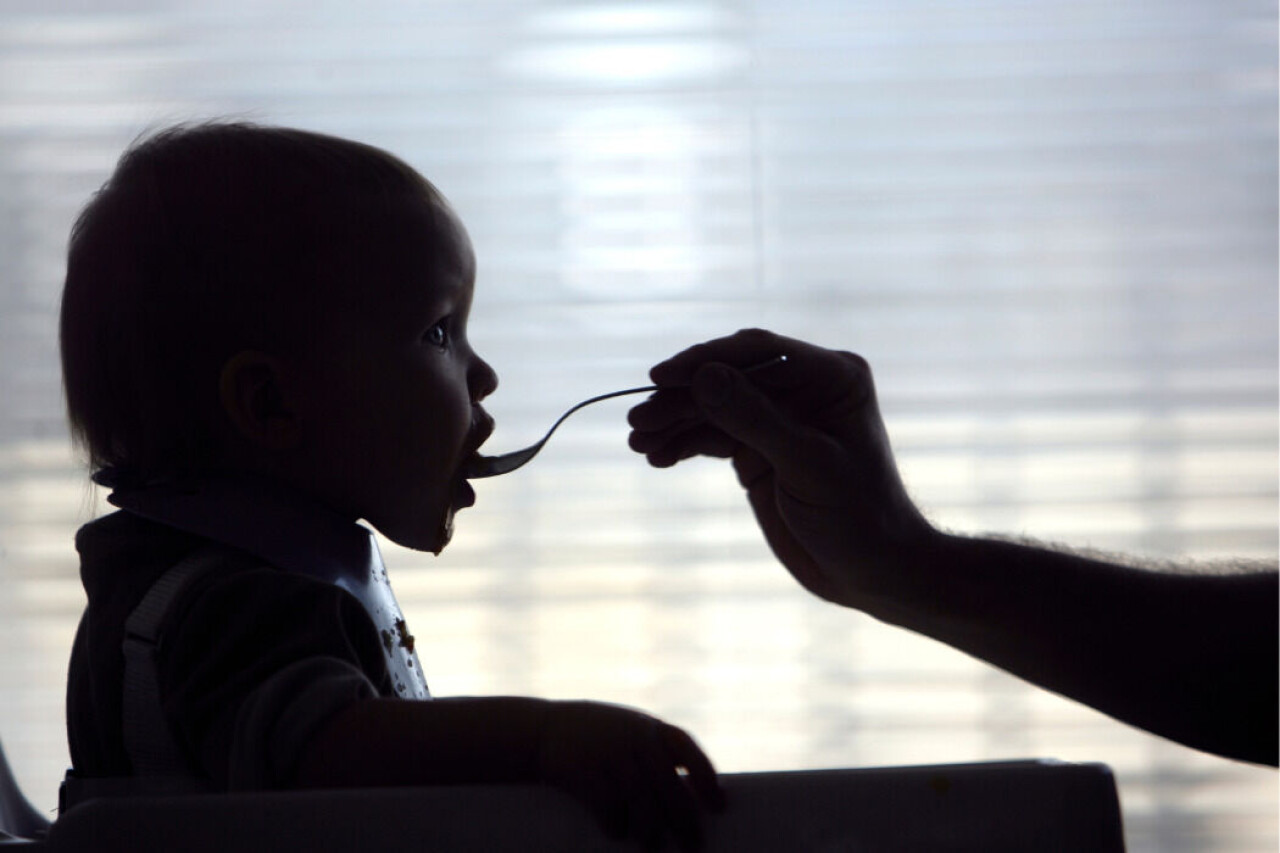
[{"xmin": 464, "ymin": 355, "xmax": 788, "ymax": 478}]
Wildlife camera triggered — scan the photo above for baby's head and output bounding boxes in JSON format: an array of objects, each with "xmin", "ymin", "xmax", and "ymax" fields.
[{"xmin": 60, "ymin": 122, "xmax": 498, "ymax": 552}]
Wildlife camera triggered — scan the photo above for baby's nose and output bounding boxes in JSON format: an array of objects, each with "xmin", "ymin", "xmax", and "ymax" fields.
[{"xmin": 470, "ymin": 356, "xmax": 498, "ymax": 402}]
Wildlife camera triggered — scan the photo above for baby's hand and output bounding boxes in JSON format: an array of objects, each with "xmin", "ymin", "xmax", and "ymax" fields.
[{"xmin": 537, "ymin": 700, "xmax": 725, "ymax": 851}]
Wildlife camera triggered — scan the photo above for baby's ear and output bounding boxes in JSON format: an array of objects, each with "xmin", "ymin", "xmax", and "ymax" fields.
[{"xmin": 218, "ymin": 350, "xmax": 299, "ymax": 450}]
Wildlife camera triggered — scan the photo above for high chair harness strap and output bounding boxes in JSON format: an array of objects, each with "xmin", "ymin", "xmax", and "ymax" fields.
[{"xmin": 121, "ymin": 547, "xmax": 225, "ymax": 777}]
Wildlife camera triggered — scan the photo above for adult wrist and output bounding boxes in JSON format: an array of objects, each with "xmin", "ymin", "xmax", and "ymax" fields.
[{"xmin": 847, "ymin": 523, "xmax": 956, "ymax": 627}]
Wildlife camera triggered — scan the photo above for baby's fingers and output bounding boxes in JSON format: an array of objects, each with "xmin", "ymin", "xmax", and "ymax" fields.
[
  {"xmin": 635, "ymin": 724, "xmax": 720, "ymax": 852},
  {"xmin": 640, "ymin": 747, "xmax": 701, "ymax": 852},
  {"xmin": 659, "ymin": 724, "xmax": 725, "ymax": 812}
]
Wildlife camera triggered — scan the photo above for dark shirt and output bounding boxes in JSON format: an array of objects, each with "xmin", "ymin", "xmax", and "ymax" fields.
[{"xmin": 67, "ymin": 510, "xmax": 392, "ymax": 788}]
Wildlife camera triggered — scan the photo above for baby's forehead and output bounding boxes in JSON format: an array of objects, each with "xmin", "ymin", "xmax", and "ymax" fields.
[
  {"xmin": 350, "ymin": 191, "xmax": 470, "ymax": 271},
  {"xmin": 307, "ymin": 194, "xmax": 472, "ymax": 323}
]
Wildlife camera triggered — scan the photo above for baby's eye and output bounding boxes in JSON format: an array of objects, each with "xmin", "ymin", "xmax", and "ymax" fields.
[{"xmin": 424, "ymin": 319, "xmax": 450, "ymax": 349}]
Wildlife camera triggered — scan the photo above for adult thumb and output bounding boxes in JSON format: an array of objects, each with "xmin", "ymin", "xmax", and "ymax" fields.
[{"xmin": 692, "ymin": 363, "xmax": 801, "ymax": 470}]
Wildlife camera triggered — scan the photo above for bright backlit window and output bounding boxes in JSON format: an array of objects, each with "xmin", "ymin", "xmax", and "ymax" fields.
[{"xmin": 0, "ymin": 2, "xmax": 1274, "ymax": 850}]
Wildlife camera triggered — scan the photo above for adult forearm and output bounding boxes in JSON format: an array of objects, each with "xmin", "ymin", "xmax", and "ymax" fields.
[
  {"xmin": 873, "ymin": 533, "xmax": 1278, "ymax": 766},
  {"xmin": 628, "ymin": 329, "xmax": 1278, "ymax": 765}
]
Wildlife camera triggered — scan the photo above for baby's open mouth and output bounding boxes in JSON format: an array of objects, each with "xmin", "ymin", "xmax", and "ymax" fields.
[
  {"xmin": 461, "ymin": 454, "xmax": 495, "ymax": 479},
  {"xmin": 453, "ymin": 479, "xmax": 476, "ymax": 509},
  {"xmin": 460, "ymin": 410, "xmax": 495, "ymax": 482}
]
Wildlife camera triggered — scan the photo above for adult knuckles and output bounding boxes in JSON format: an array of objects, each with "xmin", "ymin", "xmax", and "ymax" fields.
[
  {"xmin": 731, "ymin": 327, "xmax": 780, "ymax": 350},
  {"xmin": 834, "ymin": 350, "xmax": 875, "ymax": 403},
  {"xmin": 835, "ymin": 349, "xmax": 870, "ymax": 376},
  {"xmin": 664, "ymin": 329, "xmax": 783, "ymax": 379}
]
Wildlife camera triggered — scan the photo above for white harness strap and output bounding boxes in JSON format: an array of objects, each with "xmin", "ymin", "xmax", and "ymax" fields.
[{"xmin": 121, "ymin": 547, "xmax": 225, "ymax": 777}]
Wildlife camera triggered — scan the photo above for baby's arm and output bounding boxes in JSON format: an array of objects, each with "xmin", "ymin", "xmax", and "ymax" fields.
[
  {"xmin": 292, "ymin": 696, "xmax": 723, "ymax": 850},
  {"xmin": 160, "ymin": 562, "xmax": 720, "ymax": 847}
]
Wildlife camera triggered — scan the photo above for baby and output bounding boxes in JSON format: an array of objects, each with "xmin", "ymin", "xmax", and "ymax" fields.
[{"xmin": 58, "ymin": 122, "xmax": 722, "ymax": 846}]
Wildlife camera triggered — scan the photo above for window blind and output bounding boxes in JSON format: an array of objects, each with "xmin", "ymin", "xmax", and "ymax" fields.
[{"xmin": 0, "ymin": 2, "xmax": 1274, "ymax": 849}]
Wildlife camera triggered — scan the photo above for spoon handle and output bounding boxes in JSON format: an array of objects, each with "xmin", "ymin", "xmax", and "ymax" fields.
[
  {"xmin": 584, "ymin": 354, "xmax": 788, "ymax": 404},
  {"xmin": 466, "ymin": 354, "xmax": 787, "ymax": 479}
]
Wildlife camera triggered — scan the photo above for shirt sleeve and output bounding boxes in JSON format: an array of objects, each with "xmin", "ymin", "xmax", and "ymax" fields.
[{"xmin": 157, "ymin": 563, "xmax": 393, "ymax": 790}]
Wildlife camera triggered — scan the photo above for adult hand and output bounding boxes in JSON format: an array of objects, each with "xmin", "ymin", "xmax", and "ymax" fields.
[
  {"xmin": 537, "ymin": 700, "xmax": 724, "ymax": 851},
  {"xmin": 628, "ymin": 329, "xmax": 935, "ymax": 611},
  {"xmin": 630, "ymin": 330, "xmax": 1280, "ymax": 769}
]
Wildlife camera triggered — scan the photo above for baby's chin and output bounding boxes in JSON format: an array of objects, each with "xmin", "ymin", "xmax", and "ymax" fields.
[
  {"xmin": 372, "ymin": 505, "xmax": 455, "ymax": 555},
  {"xmin": 432, "ymin": 506, "xmax": 456, "ymax": 556}
]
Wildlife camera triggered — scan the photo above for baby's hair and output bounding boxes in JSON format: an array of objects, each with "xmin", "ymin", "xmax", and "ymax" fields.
[{"xmin": 60, "ymin": 121, "xmax": 448, "ymax": 489}]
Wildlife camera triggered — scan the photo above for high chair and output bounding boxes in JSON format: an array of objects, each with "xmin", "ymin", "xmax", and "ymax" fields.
[
  {"xmin": 0, "ymin": 736, "xmax": 50, "ymax": 844},
  {"xmin": 40, "ymin": 759, "xmax": 1125, "ymax": 851}
]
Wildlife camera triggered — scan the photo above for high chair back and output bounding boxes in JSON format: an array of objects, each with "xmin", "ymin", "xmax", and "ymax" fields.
[{"xmin": 0, "ymin": 735, "xmax": 49, "ymax": 842}]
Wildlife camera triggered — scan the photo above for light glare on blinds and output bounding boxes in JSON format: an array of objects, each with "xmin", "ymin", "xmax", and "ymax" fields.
[{"xmin": 0, "ymin": 2, "xmax": 1274, "ymax": 851}]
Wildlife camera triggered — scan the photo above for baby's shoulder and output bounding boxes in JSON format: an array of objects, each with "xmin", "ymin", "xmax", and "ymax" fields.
[{"xmin": 171, "ymin": 544, "xmax": 359, "ymax": 619}]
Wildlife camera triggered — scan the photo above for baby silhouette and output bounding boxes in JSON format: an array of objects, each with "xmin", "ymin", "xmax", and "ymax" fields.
[{"xmin": 59, "ymin": 122, "xmax": 722, "ymax": 849}]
